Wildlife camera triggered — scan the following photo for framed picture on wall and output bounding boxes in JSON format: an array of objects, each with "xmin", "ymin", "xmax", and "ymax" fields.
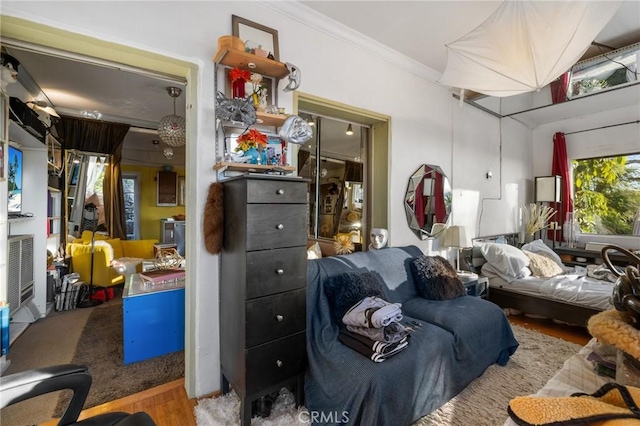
[
  {"xmin": 157, "ymin": 171, "xmax": 178, "ymax": 206},
  {"xmin": 232, "ymin": 15, "xmax": 280, "ymax": 61}
]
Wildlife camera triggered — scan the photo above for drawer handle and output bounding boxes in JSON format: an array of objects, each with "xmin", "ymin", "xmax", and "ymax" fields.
[
  {"xmin": 276, "ymin": 269, "xmax": 284, "ymax": 275},
  {"xmin": 276, "ymin": 224, "xmax": 284, "ymax": 230},
  {"xmin": 276, "ymin": 360, "xmax": 283, "ymax": 368},
  {"xmin": 276, "ymin": 314, "xmax": 284, "ymax": 322},
  {"xmin": 276, "ymin": 189, "xmax": 285, "ymax": 195}
]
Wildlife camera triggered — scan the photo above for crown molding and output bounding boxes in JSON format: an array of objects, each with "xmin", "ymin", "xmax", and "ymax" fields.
[{"xmin": 261, "ymin": 1, "xmax": 443, "ymax": 84}]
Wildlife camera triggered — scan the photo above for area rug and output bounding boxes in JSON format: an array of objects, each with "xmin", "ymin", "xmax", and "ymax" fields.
[
  {"xmin": 194, "ymin": 325, "xmax": 583, "ymax": 426},
  {"xmin": 54, "ymin": 304, "xmax": 184, "ymax": 417}
]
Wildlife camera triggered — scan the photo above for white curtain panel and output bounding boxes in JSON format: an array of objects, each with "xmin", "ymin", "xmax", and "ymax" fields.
[{"xmin": 439, "ymin": 1, "xmax": 623, "ymax": 97}]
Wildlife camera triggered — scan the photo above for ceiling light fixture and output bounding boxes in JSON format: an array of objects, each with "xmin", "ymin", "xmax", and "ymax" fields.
[
  {"xmin": 158, "ymin": 86, "xmax": 186, "ymax": 147},
  {"xmin": 163, "ymin": 147, "xmax": 175, "ymax": 160},
  {"xmin": 307, "ymin": 115, "xmax": 315, "ymax": 126},
  {"xmin": 152, "ymin": 139, "xmax": 160, "ymax": 151},
  {"xmin": 345, "ymin": 124, "xmax": 354, "ymax": 136},
  {"xmin": 80, "ymin": 110, "xmax": 102, "ymax": 120}
]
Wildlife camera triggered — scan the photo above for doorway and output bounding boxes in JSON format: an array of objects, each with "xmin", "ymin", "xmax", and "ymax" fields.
[
  {"xmin": 0, "ymin": 17, "xmax": 198, "ymax": 400},
  {"xmin": 295, "ymin": 93, "xmax": 391, "ymax": 247}
]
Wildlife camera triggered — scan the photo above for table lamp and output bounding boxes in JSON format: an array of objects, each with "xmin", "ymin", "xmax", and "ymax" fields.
[{"xmin": 443, "ymin": 225, "xmax": 471, "ymax": 272}]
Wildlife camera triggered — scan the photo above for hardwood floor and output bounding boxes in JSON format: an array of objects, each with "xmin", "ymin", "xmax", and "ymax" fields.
[{"xmin": 38, "ymin": 315, "xmax": 592, "ymax": 426}]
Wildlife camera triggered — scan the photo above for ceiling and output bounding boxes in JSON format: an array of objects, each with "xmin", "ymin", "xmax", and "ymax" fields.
[
  {"xmin": 302, "ymin": 0, "xmax": 640, "ymax": 76},
  {"xmin": 3, "ymin": 0, "xmax": 639, "ymax": 161}
]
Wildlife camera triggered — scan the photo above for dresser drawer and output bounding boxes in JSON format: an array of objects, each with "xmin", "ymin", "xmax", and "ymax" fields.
[
  {"xmin": 246, "ymin": 332, "xmax": 306, "ymax": 395},
  {"xmin": 246, "ymin": 289, "xmax": 306, "ymax": 347},
  {"xmin": 247, "ymin": 179, "xmax": 307, "ymax": 204},
  {"xmin": 246, "ymin": 204, "xmax": 307, "ymax": 251},
  {"xmin": 246, "ymin": 247, "xmax": 306, "ymax": 299}
]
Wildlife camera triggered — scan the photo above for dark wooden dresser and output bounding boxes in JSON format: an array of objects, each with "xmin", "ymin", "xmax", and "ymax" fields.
[{"xmin": 220, "ymin": 175, "xmax": 308, "ymax": 424}]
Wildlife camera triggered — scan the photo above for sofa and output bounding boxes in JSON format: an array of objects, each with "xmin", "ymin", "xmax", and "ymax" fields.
[
  {"xmin": 67, "ymin": 231, "xmax": 158, "ymax": 290},
  {"xmin": 305, "ymin": 245, "xmax": 519, "ymax": 425}
]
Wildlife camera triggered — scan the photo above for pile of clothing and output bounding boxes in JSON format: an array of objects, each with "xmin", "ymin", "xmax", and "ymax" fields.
[{"xmin": 339, "ymin": 296, "xmax": 409, "ymax": 362}]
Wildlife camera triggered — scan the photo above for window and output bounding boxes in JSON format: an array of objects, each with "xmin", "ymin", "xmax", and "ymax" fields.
[
  {"xmin": 572, "ymin": 153, "xmax": 640, "ymax": 235},
  {"xmin": 122, "ymin": 173, "xmax": 140, "ymax": 240},
  {"xmin": 568, "ymin": 43, "xmax": 639, "ymax": 100}
]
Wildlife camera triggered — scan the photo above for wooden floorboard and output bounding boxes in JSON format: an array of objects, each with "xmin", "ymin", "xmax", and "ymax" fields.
[{"xmin": 38, "ymin": 318, "xmax": 591, "ymax": 425}]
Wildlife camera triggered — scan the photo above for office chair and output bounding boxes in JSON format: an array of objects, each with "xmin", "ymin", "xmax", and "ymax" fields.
[{"xmin": 0, "ymin": 364, "xmax": 156, "ymax": 426}]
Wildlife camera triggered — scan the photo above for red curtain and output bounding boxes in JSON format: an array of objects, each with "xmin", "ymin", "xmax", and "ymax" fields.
[
  {"xmin": 415, "ymin": 179, "xmax": 425, "ymax": 229},
  {"xmin": 550, "ymin": 72, "xmax": 569, "ymax": 104},
  {"xmin": 548, "ymin": 132, "xmax": 573, "ymax": 241},
  {"xmin": 434, "ymin": 172, "xmax": 446, "ymax": 223}
]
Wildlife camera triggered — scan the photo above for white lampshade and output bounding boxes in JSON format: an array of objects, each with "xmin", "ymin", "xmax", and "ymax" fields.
[
  {"xmin": 535, "ymin": 175, "xmax": 561, "ymax": 203},
  {"xmin": 443, "ymin": 225, "xmax": 471, "ymax": 249}
]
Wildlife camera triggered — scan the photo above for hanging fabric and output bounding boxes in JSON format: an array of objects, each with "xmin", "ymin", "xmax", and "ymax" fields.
[
  {"xmin": 439, "ymin": 1, "xmax": 622, "ymax": 97},
  {"xmin": 548, "ymin": 132, "xmax": 573, "ymax": 241}
]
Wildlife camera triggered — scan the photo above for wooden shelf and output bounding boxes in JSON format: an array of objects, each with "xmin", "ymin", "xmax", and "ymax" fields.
[
  {"xmin": 213, "ymin": 48, "xmax": 289, "ymax": 79},
  {"xmin": 213, "ymin": 162, "xmax": 295, "ymax": 175},
  {"xmin": 256, "ymin": 112, "xmax": 288, "ymax": 127},
  {"xmin": 222, "ymin": 112, "xmax": 289, "ymax": 129}
]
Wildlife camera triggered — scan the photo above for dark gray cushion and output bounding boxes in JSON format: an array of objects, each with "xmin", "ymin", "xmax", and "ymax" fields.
[
  {"xmin": 324, "ymin": 271, "xmax": 386, "ymax": 323},
  {"xmin": 410, "ymin": 255, "xmax": 465, "ymax": 300}
]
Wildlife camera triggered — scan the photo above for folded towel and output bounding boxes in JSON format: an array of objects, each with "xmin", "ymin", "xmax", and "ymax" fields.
[
  {"xmin": 338, "ymin": 329, "xmax": 409, "ymax": 362},
  {"xmin": 342, "ymin": 296, "xmax": 403, "ymax": 328},
  {"xmin": 346, "ymin": 322, "xmax": 408, "ymax": 343}
]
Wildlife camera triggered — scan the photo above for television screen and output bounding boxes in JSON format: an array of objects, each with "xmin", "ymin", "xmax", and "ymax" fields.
[{"xmin": 8, "ymin": 145, "xmax": 23, "ymax": 214}]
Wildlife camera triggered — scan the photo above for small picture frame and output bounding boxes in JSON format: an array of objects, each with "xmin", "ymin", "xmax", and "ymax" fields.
[{"xmin": 232, "ymin": 15, "xmax": 280, "ymax": 61}]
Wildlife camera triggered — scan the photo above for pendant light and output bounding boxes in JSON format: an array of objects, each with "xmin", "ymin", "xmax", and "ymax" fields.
[
  {"xmin": 158, "ymin": 87, "xmax": 186, "ymax": 147},
  {"xmin": 345, "ymin": 123, "xmax": 353, "ymax": 136}
]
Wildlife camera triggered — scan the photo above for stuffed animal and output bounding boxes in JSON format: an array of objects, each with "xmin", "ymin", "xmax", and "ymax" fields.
[
  {"xmin": 0, "ymin": 52, "xmax": 19, "ymax": 92},
  {"xmin": 215, "ymin": 91, "xmax": 256, "ymax": 125}
]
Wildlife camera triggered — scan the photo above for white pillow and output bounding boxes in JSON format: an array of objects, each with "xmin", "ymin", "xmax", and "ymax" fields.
[
  {"xmin": 480, "ymin": 243, "xmax": 530, "ymax": 277},
  {"xmin": 520, "ymin": 239, "xmax": 566, "ymax": 270}
]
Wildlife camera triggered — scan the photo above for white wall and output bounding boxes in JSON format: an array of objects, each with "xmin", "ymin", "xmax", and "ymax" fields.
[
  {"xmin": 2, "ymin": 1, "xmax": 530, "ymax": 396},
  {"xmin": 532, "ymin": 103, "xmax": 640, "ymax": 249}
]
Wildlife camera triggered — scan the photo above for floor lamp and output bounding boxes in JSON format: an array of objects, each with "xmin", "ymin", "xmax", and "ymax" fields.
[
  {"xmin": 78, "ymin": 203, "xmax": 103, "ymax": 308},
  {"xmin": 535, "ymin": 175, "xmax": 562, "ymax": 248}
]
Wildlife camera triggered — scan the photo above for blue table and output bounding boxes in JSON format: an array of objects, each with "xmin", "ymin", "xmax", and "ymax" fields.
[{"xmin": 122, "ymin": 274, "xmax": 185, "ymax": 364}]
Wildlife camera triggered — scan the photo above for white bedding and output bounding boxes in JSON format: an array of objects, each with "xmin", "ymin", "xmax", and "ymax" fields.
[{"xmin": 483, "ymin": 263, "xmax": 614, "ymax": 311}]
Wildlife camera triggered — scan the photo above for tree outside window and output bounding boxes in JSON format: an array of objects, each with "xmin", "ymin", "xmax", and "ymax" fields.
[{"xmin": 573, "ymin": 153, "xmax": 640, "ymax": 235}]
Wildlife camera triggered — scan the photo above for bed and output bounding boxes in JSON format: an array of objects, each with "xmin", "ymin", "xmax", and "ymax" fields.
[{"xmin": 468, "ymin": 234, "xmax": 615, "ymax": 327}]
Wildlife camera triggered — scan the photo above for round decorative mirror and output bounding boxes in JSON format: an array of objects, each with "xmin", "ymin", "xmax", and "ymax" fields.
[{"xmin": 404, "ymin": 164, "xmax": 452, "ymax": 239}]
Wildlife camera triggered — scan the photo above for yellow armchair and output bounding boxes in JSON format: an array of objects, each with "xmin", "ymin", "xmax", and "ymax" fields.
[
  {"xmin": 68, "ymin": 241, "xmax": 125, "ymax": 288},
  {"xmin": 67, "ymin": 233, "xmax": 158, "ymax": 289}
]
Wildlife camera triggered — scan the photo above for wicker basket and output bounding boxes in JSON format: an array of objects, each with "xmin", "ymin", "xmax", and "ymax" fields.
[{"xmin": 218, "ymin": 35, "xmax": 244, "ymax": 52}]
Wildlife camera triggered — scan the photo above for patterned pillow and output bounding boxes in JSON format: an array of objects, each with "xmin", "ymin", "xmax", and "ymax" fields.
[
  {"xmin": 410, "ymin": 255, "xmax": 465, "ymax": 300},
  {"xmin": 523, "ymin": 250, "xmax": 564, "ymax": 278},
  {"xmin": 324, "ymin": 271, "xmax": 387, "ymax": 324}
]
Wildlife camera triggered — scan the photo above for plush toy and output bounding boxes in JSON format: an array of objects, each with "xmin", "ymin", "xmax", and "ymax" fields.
[
  {"xmin": 215, "ymin": 91, "xmax": 256, "ymax": 125},
  {"xmin": 0, "ymin": 52, "xmax": 19, "ymax": 92}
]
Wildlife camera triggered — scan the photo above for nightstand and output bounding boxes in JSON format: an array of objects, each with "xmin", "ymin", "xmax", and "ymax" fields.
[{"xmin": 458, "ymin": 272, "xmax": 489, "ymax": 298}]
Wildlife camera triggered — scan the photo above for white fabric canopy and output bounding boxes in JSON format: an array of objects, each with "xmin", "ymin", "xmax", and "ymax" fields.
[{"xmin": 439, "ymin": 1, "xmax": 623, "ymax": 97}]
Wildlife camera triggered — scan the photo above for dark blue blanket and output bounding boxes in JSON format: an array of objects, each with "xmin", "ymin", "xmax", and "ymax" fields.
[{"xmin": 305, "ymin": 246, "xmax": 518, "ymax": 425}]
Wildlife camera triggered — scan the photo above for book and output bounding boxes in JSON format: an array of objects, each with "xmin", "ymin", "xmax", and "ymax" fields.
[{"xmin": 140, "ymin": 268, "xmax": 185, "ymax": 283}]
